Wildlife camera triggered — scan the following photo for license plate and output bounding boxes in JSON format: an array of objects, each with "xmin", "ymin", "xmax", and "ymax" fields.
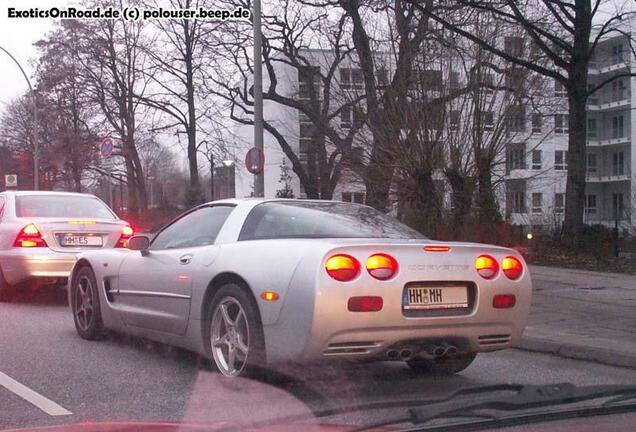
[
  {"xmin": 403, "ymin": 286, "xmax": 469, "ymax": 310},
  {"xmin": 59, "ymin": 235, "xmax": 103, "ymax": 247}
]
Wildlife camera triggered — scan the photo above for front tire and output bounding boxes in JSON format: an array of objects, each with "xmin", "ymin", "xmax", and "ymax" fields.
[
  {"xmin": 407, "ymin": 353, "xmax": 477, "ymax": 375},
  {"xmin": 206, "ymin": 284, "xmax": 265, "ymax": 378},
  {"xmin": 70, "ymin": 266, "xmax": 104, "ymax": 340}
]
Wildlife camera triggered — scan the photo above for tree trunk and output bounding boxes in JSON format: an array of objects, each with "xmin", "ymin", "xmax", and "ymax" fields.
[
  {"xmin": 475, "ymin": 155, "xmax": 501, "ymax": 230},
  {"xmin": 563, "ymin": 1, "xmax": 592, "ymax": 242},
  {"xmin": 446, "ymin": 169, "xmax": 473, "ymax": 239}
]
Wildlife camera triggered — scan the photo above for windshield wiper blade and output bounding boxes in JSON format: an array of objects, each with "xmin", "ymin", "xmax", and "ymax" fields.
[{"xmin": 347, "ymin": 383, "xmax": 636, "ymax": 432}]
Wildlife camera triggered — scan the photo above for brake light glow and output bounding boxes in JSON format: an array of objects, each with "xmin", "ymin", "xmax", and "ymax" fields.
[
  {"xmin": 348, "ymin": 296, "xmax": 383, "ymax": 312},
  {"xmin": 475, "ymin": 254, "xmax": 498, "ymax": 279},
  {"xmin": 14, "ymin": 224, "xmax": 47, "ymax": 248},
  {"xmin": 366, "ymin": 253, "xmax": 398, "ymax": 280},
  {"xmin": 325, "ymin": 254, "xmax": 360, "ymax": 282},
  {"xmin": 493, "ymin": 294, "xmax": 516, "ymax": 309},
  {"xmin": 424, "ymin": 245, "xmax": 451, "ymax": 252},
  {"xmin": 502, "ymin": 256, "xmax": 523, "ymax": 280},
  {"xmin": 116, "ymin": 225, "xmax": 134, "ymax": 248}
]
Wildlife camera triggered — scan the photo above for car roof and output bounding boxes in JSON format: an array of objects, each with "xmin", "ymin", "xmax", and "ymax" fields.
[{"xmin": 4, "ymin": 190, "xmax": 97, "ymax": 197}]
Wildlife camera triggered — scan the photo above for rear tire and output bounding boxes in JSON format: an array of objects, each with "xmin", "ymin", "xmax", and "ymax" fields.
[
  {"xmin": 0, "ymin": 267, "xmax": 16, "ymax": 302},
  {"xmin": 70, "ymin": 266, "xmax": 104, "ymax": 340},
  {"xmin": 407, "ymin": 353, "xmax": 477, "ymax": 375},
  {"xmin": 205, "ymin": 284, "xmax": 266, "ymax": 378}
]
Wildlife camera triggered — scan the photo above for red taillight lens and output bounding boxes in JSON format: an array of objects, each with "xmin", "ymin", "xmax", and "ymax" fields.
[
  {"xmin": 348, "ymin": 296, "xmax": 383, "ymax": 312},
  {"xmin": 493, "ymin": 294, "xmax": 516, "ymax": 309},
  {"xmin": 366, "ymin": 253, "xmax": 398, "ymax": 280},
  {"xmin": 326, "ymin": 254, "xmax": 360, "ymax": 282},
  {"xmin": 116, "ymin": 225, "xmax": 134, "ymax": 248},
  {"xmin": 475, "ymin": 254, "xmax": 498, "ymax": 279},
  {"xmin": 14, "ymin": 224, "xmax": 47, "ymax": 248},
  {"xmin": 502, "ymin": 256, "xmax": 523, "ymax": 280}
]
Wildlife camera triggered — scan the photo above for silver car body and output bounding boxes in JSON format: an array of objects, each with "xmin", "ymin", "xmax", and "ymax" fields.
[
  {"xmin": 68, "ymin": 198, "xmax": 532, "ymax": 365},
  {"xmin": 0, "ymin": 191, "xmax": 130, "ymax": 286}
]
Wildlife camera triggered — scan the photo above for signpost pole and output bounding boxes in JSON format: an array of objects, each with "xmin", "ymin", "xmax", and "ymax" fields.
[{"xmin": 253, "ymin": 0, "xmax": 264, "ymax": 197}]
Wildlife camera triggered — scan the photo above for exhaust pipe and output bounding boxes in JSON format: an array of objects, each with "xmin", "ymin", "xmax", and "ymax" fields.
[
  {"xmin": 399, "ymin": 348, "xmax": 413, "ymax": 360},
  {"xmin": 433, "ymin": 345, "xmax": 447, "ymax": 357},
  {"xmin": 386, "ymin": 349, "xmax": 399, "ymax": 360},
  {"xmin": 446, "ymin": 345, "xmax": 458, "ymax": 357}
]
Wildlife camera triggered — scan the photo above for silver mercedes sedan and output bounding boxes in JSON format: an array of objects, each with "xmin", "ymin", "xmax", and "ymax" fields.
[
  {"xmin": 0, "ymin": 191, "xmax": 133, "ymax": 301},
  {"xmin": 68, "ymin": 199, "xmax": 531, "ymax": 378}
]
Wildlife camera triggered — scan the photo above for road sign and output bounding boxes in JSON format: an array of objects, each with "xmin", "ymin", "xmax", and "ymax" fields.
[
  {"xmin": 4, "ymin": 174, "xmax": 17, "ymax": 188},
  {"xmin": 100, "ymin": 137, "xmax": 114, "ymax": 158},
  {"xmin": 245, "ymin": 147, "xmax": 264, "ymax": 174}
]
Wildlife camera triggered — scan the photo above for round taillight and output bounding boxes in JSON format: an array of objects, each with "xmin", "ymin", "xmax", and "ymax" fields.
[
  {"xmin": 366, "ymin": 254, "xmax": 398, "ymax": 280},
  {"xmin": 502, "ymin": 256, "xmax": 523, "ymax": 280},
  {"xmin": 325, "ymin": 254, "xmax": 360, "ymax": 282},
  {"xmin": 475, "ymin": 255, "xmax": 499, "ymax": 279}
]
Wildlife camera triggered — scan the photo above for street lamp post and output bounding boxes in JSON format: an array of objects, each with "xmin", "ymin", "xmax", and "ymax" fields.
[
  {"xmin": 253, "ymin": 0, "xmax": 264, "ymax": 197},
  {"xmin": 0, "ymin": 46, "xmax": 39, "ymax": 190}
]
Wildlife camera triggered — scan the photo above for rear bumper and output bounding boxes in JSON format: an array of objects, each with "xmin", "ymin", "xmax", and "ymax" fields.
[
  {"xmin": 1, "ymin": 250, "xmax": 78, "ymax": 285},
  {"xmin": 264, "ymin": 278, "xmax": 532, "ymax": 363}
]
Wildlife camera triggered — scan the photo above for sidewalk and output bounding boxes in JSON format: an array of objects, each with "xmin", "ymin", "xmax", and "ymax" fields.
[{"xmin": 514, "ymin": 265, "xmax": 636, "ymax": 369}]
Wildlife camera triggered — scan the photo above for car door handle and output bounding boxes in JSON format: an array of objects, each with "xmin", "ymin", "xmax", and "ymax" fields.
[{"xmin": 179, "ymin": 255, "xmax": 193, "ymax": 265}]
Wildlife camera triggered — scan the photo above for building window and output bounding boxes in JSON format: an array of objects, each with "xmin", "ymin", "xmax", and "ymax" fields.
[
  {"xmin": 298, "ymin": 66, "xmax": 321, "ymax": 100},
  {"xmin": 554, "ymin": 193, "xmax": 564, "ymax": 213},
  {"xmin": 340, "ymin": 106, "xmax": 351, "ymax": 129},
  {"xmin": 611, "ymin": 115, "xmax": 625, "ymax": 139},
  {"xmin": 448, "ymin": 72, "xmax": 460, "ymax": 89},
  {"xmin": 532, "ymin": 113, "xmax": 542, "ymax": 133},
  {"xmin": 377, "ymin": 68, "xmax": 388, "ymax": 86},
  {"xmin": 504, "ymin": 36, "xmax": 524, "ymax": 57},
  {"xmin": 613, "ymin": 193, "xmax": 625, "ymax": 220},
  {"xmin": 340, "ymin": 67, "xmax": 363, "ymax": 90},
  {"xmin": 342, "ymin": 191, "xmax": 365, "ymax": 204},
  {"xmin": 420, "ymin": 69, "xmax": 443, "ymax": 92},
  {"xmin": 506, "ymin": 143, "xmax": 526, "ymax": 172},
  {"xmin": 477, "ymin": 72, "xmax": 495, "ymax": 95},
  {"xmin": 449, "ymin": 110, "xmax": 460, "ymax": 131},
  {"xmin": 587, "ymin": 153, "xmax": 597, "ymax": 174},
  {"xmin": 506, "ymin": 105, "xmax": 525, "ymax": 132},
  {"xmin": 554, "ymin": 79, "xmax": 567, "ymax": 97},
  {"xmin": 532, "ymin": 193, "xmax": 543, "ymax": 214},
  {"xmin": 612, "ymin": 44, "xmax": 624, "ymax": 64},
  {"xmin": 612, "ymin": 151, "xmax": 625, "ymax": 176},
  {"xmin": 611, "ymin": 79, "xmax": 626, "ymax": 101},
  {"xmin": 555, "ymin": 150, "xmax": 568, "ymax": 170},
  {"xmin": 480, "ymin": 110, "xmax": 494, "ymax": 131},
  {"xmin": 585, "ymin": 194, "xmax": 597, "ymax": 214},
  {"xmin": 532, "ymin": 150, "xmax": 542, "ymax": 170},
  {"xmin": 505, "ymin": 68, "xmax": 525, "ymax": 92},
  {"xmin": 512, "ymin": 191, "xmax": 526, "ymax": 214},
  {"xmin": 555, "ymin": 114, "xmax": 569, "ymax": 134},
  {"xmin": 587, "ymin": 118, "xmax": 597, "ymax": 138}
]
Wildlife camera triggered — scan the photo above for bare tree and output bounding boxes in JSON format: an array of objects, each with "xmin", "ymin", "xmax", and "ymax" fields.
[{"xmin": 418, "ymin": 0, "xmax": 636, "ymax": 241}]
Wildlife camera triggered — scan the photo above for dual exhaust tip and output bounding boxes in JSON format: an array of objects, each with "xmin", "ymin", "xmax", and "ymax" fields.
[{"xmin": 386, "ymin": 344, "xmax": 458, "ymax": 361}]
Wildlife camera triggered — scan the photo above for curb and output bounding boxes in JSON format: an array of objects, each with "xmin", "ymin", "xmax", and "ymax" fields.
[{"xmin": 514, "ymin": 337, "xmax": 636, "ymax": 370}]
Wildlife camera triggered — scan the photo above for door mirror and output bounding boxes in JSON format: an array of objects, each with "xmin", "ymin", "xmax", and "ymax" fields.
[{"xmin": 128, "ymin": 235, "xmax": 150, "ymax": 255}]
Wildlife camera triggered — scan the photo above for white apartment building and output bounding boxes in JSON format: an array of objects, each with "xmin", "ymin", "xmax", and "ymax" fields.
[{"xmin": 233, "ymin": 31, "xmax": 635, "ymax": 234}]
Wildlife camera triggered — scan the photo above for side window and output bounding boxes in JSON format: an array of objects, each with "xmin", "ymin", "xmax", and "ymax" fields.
[
  {"xmin": 150, "ymin": 205, "xmax": 234, "ymax": 250},
  {"xmin": 0, "ymin": 196, "xmax": 5, "ymax": 221}
]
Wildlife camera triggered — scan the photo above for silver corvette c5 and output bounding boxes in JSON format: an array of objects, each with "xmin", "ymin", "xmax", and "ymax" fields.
[{"xmin": 68, "ymin": 199, "xmax": 532, "ymax": 378}]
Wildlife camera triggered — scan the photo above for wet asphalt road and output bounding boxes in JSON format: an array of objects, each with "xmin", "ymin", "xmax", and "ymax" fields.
[{"xmin": 2, "ymin": 286, "xmax": 636, "ymax": 430}]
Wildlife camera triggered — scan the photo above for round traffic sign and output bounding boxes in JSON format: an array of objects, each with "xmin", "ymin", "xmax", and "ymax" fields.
[
  {"xmin": 245, "ymin": 147, "xmax": 264, "ymax": 174},
  {"xmin": 100, "ymin": 137, "xmax": 114, "ymax": 158}
]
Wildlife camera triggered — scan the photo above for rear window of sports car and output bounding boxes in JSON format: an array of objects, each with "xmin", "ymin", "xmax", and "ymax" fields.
[{"xmin": 238, "ymin": 201, "xmax": 425, "ymax": 240}]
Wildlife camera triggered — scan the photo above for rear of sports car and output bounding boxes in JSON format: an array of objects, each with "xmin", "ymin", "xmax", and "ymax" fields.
[{"xmin": 275, "ymin": 240, "xmax": 531, "ymax": 365}]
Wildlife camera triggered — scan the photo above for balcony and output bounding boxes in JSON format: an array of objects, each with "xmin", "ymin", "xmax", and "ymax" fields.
[
  {"xmin": 588, "ymin": 61, "xmax": 631, "ymax": 76},
  {"xmin": 587, "ymin": 98, "xmax": 631, "ymax": 112},
  {"xmin": 586, "ymin": 173, "xmax": 631, "ymax": 183},
  {"xmin": 587, "ymin": 136, "xmax": 631, "ymax": 147}
]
